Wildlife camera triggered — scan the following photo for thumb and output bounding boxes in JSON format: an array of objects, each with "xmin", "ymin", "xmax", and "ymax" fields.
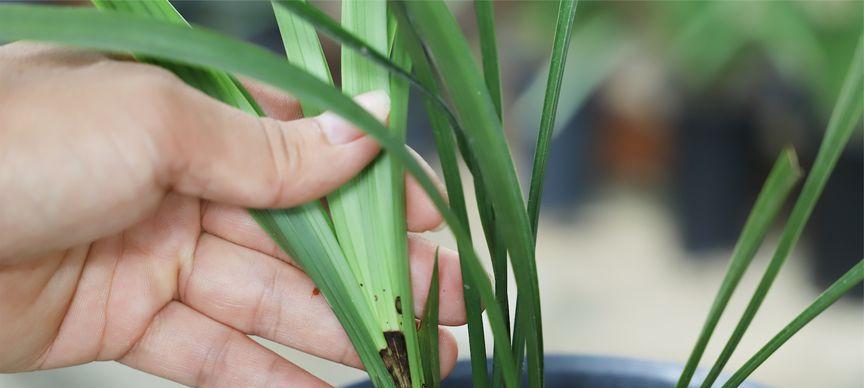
[{"xmin": 162, "ymin": 88, "xmax": 388, "ymax": 208}]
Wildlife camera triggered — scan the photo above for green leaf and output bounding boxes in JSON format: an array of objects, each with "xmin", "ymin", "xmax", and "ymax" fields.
[
  {"xmin": 325, "ymin": 2, "xmax": 418, "ymax": 385},
  {"xmin": 275, "ymin": 3, "xmax": 513, "ymax": 385},
  {"xmin": 473, "ymin": 8, "xmax": 510, "ymax": 385},
  {"xmin": 274, "ymin": 3, "xmax": 506, "ymax": 385},
  {"xmin": 398, "ymin": 2, "xmax": 544, "ymax": 386},
  {"xmin": 390, "ymin": 8, "xmax": 493, "ymax": 388},
  {"xmin": 387, "ymin": 17, "xmax": 425, "ymax": 388},
  {"xmin": 702, "ymin": 35, "xmax": 864, "ymax": 387},
  {"xmin": 273, "ymin": 2, "xmax": 423, "ymax": 385},
  {"xmin": 419, "ymin": 249, "xmax": 441, "ymax": 388},
  {"xmin": 332, "ymin": 0, "xmax": 393, "ymax": 331},
  {"xmin": 474, "ymin": 2, "xmax": 512, "ymax": 384},
  {"xmin": 474, "ymin": 0, "xmax": 502, "ymax": 120},
  {"xmin": 473, "ymin": 1, "xmax": 508, "ymax": 385},
  {"xmin": 675, "ymin": 148, "xmax": 802, "ymax": 388},
  {"xmin": 272, "ymin": 1, "xmax": 482, "ymax": 193},
  {"xmin": 272, "ymin": 0, "xmax": 333, "ymax": 116},
  {"xmin": 273, "ymin": 0, "xmax": 448, "ymax": 119},
  {"xmin": 526, "ymin": 0, "xmax": 578, "ymax": 236},
  {"xmin": 252, "ymin": 208, "xmax": 393, "ymax": 388},
  {"xmin": 512, "ymin": 2, "xmax": 579, "ymax": 381},
  {"xmin": 722, "ymin": 259, "xmax": 864, "ymax": 388}
]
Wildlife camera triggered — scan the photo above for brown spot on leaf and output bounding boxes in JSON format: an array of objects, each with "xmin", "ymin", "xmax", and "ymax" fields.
[
  {"xmin": 381, "ymin": 331, "xmax": 411, "ymax": 387},
  {"xmin": 394, "ymin": 296, "xmax": 402, "ymax": 314},
  {"xmin": 311, "ymin": 287, "xmax": 320, "ymax": 296}
]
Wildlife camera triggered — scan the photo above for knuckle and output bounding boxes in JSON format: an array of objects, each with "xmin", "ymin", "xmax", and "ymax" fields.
[
  {"xmin": 338, "ymin": 340, "xmax": 358, "ymax": 367},
  {"xmin": 259, "ymin": 118, "xmax": 306, "ymax": 206},
  {"xmin": 115, "ymin": 65, "xmax": 190, "ymax": 179},
  {"xmin": 136, "ymin": 67, "xmax": 183, "ymax": 107},
  {"xmin": 197, "ymin": 330, "xmax": 234, "ymax": 387},
  {"xmin": 119, "ymin": 64, "xmax": 183, "ymax": 117},
  {"xmin": 282, "ymin": 128, "xmax": 308, "ymax": 182},
  {"xmin": 252, "ymin": 264, "xmax": 282, "ymax": 339}
]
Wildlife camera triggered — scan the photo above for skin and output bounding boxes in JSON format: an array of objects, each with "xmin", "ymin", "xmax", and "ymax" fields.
[{"xmin": 0, "ymin": 42, "xmax": 466, "ymax": 387}]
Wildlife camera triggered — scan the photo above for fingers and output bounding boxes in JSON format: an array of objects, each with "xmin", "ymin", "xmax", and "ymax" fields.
[
  {"xmin": 120, "ymin": 302, "xmax": 327, "ymax": 388},
  {"xmin": 147, "ymin": 72, "xmax": 388, "ymax": 208},
  {"xmin": 178, "ymin": 234, "xmax": 460, "ymax": 375},
  {"xmin": 437, "ymin": 328, "xmax": 460, "ymax": 378},
  {"xmin": 405, "ymin": 148, "xmax": 445, "ymax": 232},
  {"xmin": 239, "ymin": 78, "xmax": 445, "ymax": 233},
  {"xmin": 406, "ymin": 236, "xmax": 465, "ymax": 321},
  {"xmin": 200, "ymin": 203, "xmax": 466, "ymax": 324}
]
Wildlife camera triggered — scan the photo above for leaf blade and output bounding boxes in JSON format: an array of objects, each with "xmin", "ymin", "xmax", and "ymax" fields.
[
  {"xmin": 702, "ymin": 36, "xmax": 864, "ymax": 387},
  {"xmin": 722, "ymin": 259, "xmax": 864, "ymax": 388},
  {"xmin": 474, "ymin": 0, "xmax": 502, "ymax": 119},
  {"xmin": 419, "ymin": 249, "xmax": 441, "ymax": 388},
  {"xmin": 526, "ymin": 0, "xmax": 578, "ymax": 235},
  {"xmin": 390, "ymin": 9, "xmax": 492, "ymax": 387},
  {"xmin": 399, "ymin": 2, "xmax": 544, "ymax": 386},
  {"xmin": 675, "ymin": 148, "xmax": 802, "ymax": 388}
]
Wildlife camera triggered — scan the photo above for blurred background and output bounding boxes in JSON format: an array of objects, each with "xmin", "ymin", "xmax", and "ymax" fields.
[{"xmin": 2, "ymin": 1, "xmax": 861, "ymax": 387}]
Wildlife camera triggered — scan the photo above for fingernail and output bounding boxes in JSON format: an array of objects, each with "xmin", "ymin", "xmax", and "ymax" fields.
[{"xmin": 321, "ymin": 90, "xmax": 390, "ymax": 145}]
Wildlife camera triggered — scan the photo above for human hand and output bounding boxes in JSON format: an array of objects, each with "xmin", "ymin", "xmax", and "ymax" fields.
[{"xmin": 0, "ymin": 42, "xmax": 464, "ymax": 387}]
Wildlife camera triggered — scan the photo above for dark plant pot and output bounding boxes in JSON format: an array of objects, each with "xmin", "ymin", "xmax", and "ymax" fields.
[{"xmin": 346, "ymin": 354, "xmax": 765, "ymax": 388}]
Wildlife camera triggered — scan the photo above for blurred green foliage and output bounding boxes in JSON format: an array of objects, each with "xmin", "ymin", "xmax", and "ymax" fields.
[{"xmin": 514, "ymin": 1, "xmax": 861, "ymax": 119}]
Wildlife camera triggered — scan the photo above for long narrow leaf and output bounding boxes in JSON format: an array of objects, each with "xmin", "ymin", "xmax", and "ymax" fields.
[
  {"xmin": 474, "ymin": 0, "xmax": 510, "ymax": 342},
  {"xmin": 526, "ymin": 0, "xmax": 578, "ymax": 235},
  {"xmin": 288, "ymin": 3, "xmax": 500, "ymax": 385},
  {"xmin": 270, "ymin": 2, "xmax": 407, "ymax": 386},
  {"xmin": 514, "ymin": 1, "xmax": 579, "ymax": 380},
  {"xmin": 474, "ymin": 3, "xmax": 510, "ymax": 385},
  {"xmin": 387, "ymin": 20, "xmax": 425, "ymax": 388},
  {"xmin": 333, "ymin": 0, "xmax": 393, "ymax": 334},
  {"xmin": 258, "ymin": 208, "xmax": 394, "ymax": 387},
  {"xmin": 274, "ymin": 0, "xmax": 453, "ymax": 127},
  {"xmin": 398, "ymin": 2, "xmax": 545, "ymax": 386},
  {"xmin": 273, "ymin": 1, "xmax": 489, "ymax": 193},
  {"xmin": 722, "ymin": 259, "xmax": 864, "ymax": 388},
  {"xmin": 326, "ymin": 2, "xmax": 417, "ymax": 385},
  {"xmin": 272, "ymin": 1, "xmax": 333, "ymax": 110},
  {"xmin": 702, "ymin": 36, "xmax": 864, "ymax": 387},
  {"xmin": 389, "ymin": 8, "xmax": 492, "ymax": 387},
  {"xmin": 476, "ymin": 0, "xmax": 510, "ymax": 386},
  {"xmin": 278, "ymin": 3, "xmax": 514, "ymax": 385},
  {"xmin": 419, "ymin": 250, "xmax": 441, "ymax": 388},
  {"xmin": 474, "ymin": 0, "xmax": 502, "ymax": 119},
  {"xmin": 675, "ymin": 149, "xmax": 802, "ymax": 388}
]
